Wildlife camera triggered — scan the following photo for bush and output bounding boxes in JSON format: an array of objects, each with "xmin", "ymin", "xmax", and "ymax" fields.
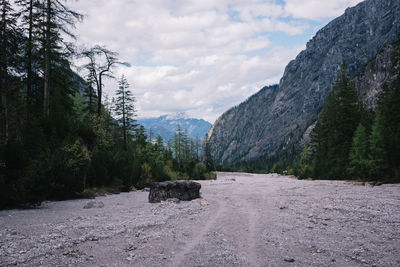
[
  {"xmin": 193, "ymin": 162, "xmax": 207, "ymax": 180},
  {"xmin": 204, "ymin": 171, "xmax": 217, "ymax": 180},
  {"xmin": 271, "ymin": 163, "xmax": 283, "ymax": 174}
]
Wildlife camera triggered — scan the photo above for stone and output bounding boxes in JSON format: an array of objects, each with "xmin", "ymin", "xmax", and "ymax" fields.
[
  {"xmin": 284, "ymin": 258, "xmax": 295, "ymax": 263},
  {"xmin": 83, "ymin": 201, "xmax": 104, "ymax": 209},
  {"xmin": 166, "ymin": 198, "xmax": 180, "ymax": 203},
  {"xmin": 198, "ymin": 199, "xmax": 209, "ymax": 206},
  {"xmin": 148, "ymin": 181, "xmax": 201, "ymax": 203}
]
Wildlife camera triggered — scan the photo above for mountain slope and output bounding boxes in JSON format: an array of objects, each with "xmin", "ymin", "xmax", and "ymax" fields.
[
  {"xmin": 138, "ymin": 114, "xmax": 212, "ymax": 141},
  {"xmin": 208, "ymin": 0, "xmax": 400, "ymax": 166}
]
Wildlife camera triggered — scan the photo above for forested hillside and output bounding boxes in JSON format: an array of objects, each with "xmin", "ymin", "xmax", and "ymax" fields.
[
  {"xmin": 207, "ymin": 0, "xmax": 400, "ymax": 180},
  {"xmin": 0, "ymin": 0, "xmax": 214, "ymax": 209},
  {"xmin": 297, "ymin": 56, "xmax": 400, "ymax": 182}
]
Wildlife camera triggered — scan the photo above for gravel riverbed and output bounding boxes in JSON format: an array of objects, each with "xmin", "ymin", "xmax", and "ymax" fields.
[{"xmin": 1, "ymin": 172, "xmax": 399, "ymax": 266}]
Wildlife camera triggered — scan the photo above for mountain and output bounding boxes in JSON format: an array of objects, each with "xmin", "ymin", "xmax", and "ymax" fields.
[
  {"xmin": 138, "ymin": 114, "xmax": 212, "ymax": 142},
  {"xmin": 207, "ymin": 0, "xmax": 400, "ymax": 167}
]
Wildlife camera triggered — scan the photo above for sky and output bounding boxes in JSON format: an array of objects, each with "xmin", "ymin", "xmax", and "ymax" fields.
[{"xmin": 67, "ymin": 0, "xmax": 363, "ymax": 123}]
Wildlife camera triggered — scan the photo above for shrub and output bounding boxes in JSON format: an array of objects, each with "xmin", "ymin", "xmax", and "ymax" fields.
[{"xmin": 193, "ymin": 162, "xmax": 207, "ymax": 180}]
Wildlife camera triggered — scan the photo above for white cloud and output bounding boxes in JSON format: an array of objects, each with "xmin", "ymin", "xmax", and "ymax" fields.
[
  {"xmin": 283, "ymin": 0, "xmax": 364, "ymax": 20},
  {"xmin": 67, "ymin": 0, "xmax": 363, "ymax": 122}
]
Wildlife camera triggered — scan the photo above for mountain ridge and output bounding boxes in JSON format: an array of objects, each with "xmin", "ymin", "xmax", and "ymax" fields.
[
  {"xmin": 207, "ymin": 0, "xmax": 400, "ymax": 167},
  {"xmin": 138, "ymin": 114, "xmax": 212, "ymax": 141}
]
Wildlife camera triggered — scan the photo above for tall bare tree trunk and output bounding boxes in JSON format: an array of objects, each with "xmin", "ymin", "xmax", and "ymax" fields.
[
  {"xmin": 97, "ymin": 75, "xmax": 103, "ymax": 116},
  {"xmin": 0, "ymin": 1, "xmax": 8, "ymax": 140},
  {"xmin": 2, "ymin": 90, "xmax": 8, "ymax": 140},
  {"xmin": 43, "ymin": 0, "xmax": 51, "ymax": 116},
  {"xmin": 122, "ymin": 90, "xmax": 126, "ymax": 148},
  {"xmin": 26, "ymin": 0, "xmax": 33, "ymax": 113}
]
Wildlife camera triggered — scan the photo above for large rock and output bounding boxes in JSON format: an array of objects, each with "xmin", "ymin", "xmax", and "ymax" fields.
[
  {"xmin": 148, "ymin": 181, "xmax": 201, "ymax": 203},
  {"xmin": 83, "ymin": 201, "xmax": 104, "ymax": 209}
]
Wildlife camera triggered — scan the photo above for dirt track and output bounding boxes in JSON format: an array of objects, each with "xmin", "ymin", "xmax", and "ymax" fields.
[{"xmin": 1, "ymin": 172, "xmax": 400, "ymax": 266}]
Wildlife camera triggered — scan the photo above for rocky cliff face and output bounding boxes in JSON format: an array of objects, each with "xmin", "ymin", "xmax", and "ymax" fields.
[{"xmin": 208, "ymin": 0, "xmax": 400, "ymax": 166}]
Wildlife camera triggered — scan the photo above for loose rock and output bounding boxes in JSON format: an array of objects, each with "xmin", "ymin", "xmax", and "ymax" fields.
[
  {"xmin": 83, "ymin": 201, "xmax": 104, "ymax": 209},
  {"xmin": 284, "ymin": 258, "xmax": 295, "ymax": 263},
  {"xmin": 148, "ymin": 181, "xmax": 201, "ymax": 203}
]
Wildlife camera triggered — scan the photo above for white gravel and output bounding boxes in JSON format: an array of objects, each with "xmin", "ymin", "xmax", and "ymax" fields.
[{"xmin": 1, "ymin": 172, "xmax": 399, "ymax": 266}]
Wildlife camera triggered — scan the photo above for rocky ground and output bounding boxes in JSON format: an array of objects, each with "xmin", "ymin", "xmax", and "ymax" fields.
[{"xmin": 1, "ymin": 172, "xmax": 399, "ymax": 266}]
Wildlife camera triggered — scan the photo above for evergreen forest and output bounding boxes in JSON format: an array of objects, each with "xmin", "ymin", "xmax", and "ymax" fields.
[
  {"xmin": 296, "ymin": 57, "xmax": 400, "ymax": 182},
  {"xmin": 0, "ymin": 0, "xmax": 214, "ymax": 209}
]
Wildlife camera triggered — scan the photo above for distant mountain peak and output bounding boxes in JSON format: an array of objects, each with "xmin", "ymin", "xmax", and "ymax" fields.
[
  {"xmin": 138, "ymin": 114, "xmax": 212, "ymax": 142},
  {"xmin": 165, "ymin": 112, "xmax": 188, "ymax": 120}
]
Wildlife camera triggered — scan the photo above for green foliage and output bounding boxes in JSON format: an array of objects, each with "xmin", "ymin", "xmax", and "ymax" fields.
[
  {"xmin": 296, "ymin": 146, "xmax": 314, "ymax": 179},
  {"xmin": 193, "ymin": 162, "xmax": 207, "ymax": 179},
  {"xmin": 348, "ymin": 123, "xmax": 369, "ymax": 179},
  {"xmin": 114, "ymin": 75, "xmax": 136, "ymax": 147},
  {"xmin": 374, "ymin": 63, "xmax": 400, "ymax": 179},
  {"xmin": 311, "ymin": 66, "xmax": 361, "ymax": 179},
  {"xmin": 369, "ymin": 112, "xmax": 388, "ymax": 177},
  {"xmin": 271, "ymin": 162, "xmax": 283, "ymax": 174},
  {"xmin": 1, "ymin": 1, "xmax": 214, "ymax": 209},
  {"xmin": 295, "ymin": 45, "xmax": 400, "ymax": 182},
  {"xmin": 203, "ymin": 134, "xmax": 215, "ymax": 172}
]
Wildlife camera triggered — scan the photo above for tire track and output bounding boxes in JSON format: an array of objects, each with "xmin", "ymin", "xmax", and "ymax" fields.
[
  {"xmin": 245, "ymin": 204, "xmax": 258, "ymax": 267},
  {"xmin": 238, "ymin": 187, "xmax": 264, "ymax": 267},
  {"xmin": 170, "ymin": 196, "xmax": 226, "ymax": 267}
]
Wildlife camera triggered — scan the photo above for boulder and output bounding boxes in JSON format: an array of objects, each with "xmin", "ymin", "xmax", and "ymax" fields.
[
  {"xmin": 148, "ymin": 181, "xmax": 201, "ymax": 203},
  {"xmin": 83, "ymin": 201, "xmax": 104, "ymax": 209}
]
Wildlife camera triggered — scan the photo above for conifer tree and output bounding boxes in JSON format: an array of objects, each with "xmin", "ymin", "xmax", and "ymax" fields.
[
  {"xmin": 348, "ymin": 123, "xmax": 369, "ymax": 178},
  {"xmin": 114, "ymin": 75, "xmax": 136, "ymax": 148},
  {"xmin": 0, "ymin": 0, "xmax": 19, "ymax": 141},
  {"xmin": 369, "ymin": 112, "xmax": 387, "ymax": 178},
  {"xmin": 173, "ymin": 125, "xmax": 184, "ymax": 168},
  {"xmin": 39, "ymin": 0, "xmax": 82, "ymax": 116},
  {"xmin": 83, "ymin": 81, "xmax": 97, "ymax": 114},
  {"xmin": 377, "ymin": 58, "xmax": 400, "ymax": 179},
  {"xmin": 311, "ymin": 65, "xmax": 360, "ymax": 178},
  {"xmin": 155, "ymin": 135, "xmax": 164, "ymax": 152},
  {"xmin": 204, "ymin": 134, "xmax": 215, "ymax": 172},
  {"xmin": 135, "ymin": 125, "xmax": 147, "ymax": 147},
  {"xmin": 15, "ymin": 0, "xmax": 41, "ymax": 110}
]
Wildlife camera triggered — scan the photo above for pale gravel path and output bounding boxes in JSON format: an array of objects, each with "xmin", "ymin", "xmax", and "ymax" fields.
[{"xmin": 1, "ymin": 172, "xmax": 400, "ymax": 266}]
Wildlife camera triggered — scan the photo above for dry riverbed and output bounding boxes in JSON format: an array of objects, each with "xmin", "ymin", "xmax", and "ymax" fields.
[{"xmin": 1, "ymin": 172, "xmax": 400, "ymax": 266}]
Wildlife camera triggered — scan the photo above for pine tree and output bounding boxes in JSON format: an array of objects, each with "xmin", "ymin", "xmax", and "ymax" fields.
[
  {"xmin": 204, "ymin": 134, "xmax": 215, "ymax": 172},
  {"xmin": 39, "ymin": 0, "xmax": 82, "ymax": 116},
  {"xmin": 311, "ymin": 65, "xmax": 361, "ymax": 179},
  {"xmin": 173, "ymin": 125, "xmax": 184, "ymax": 168},
  {"xmin": 135, "ymin": 125, "xmax": 147, "ymax": 147},
  {"xmin": 377, "ymin": 55, "xmax": 400, "ymax": 179},
  {"xmin": 114, "ymin": 75, "xmax": 136, "ymax": 148},
  {"xmin": 155, "ymin": 135, "xmax": 164, "ymax": 152},
  {"xmin": 348, "ymin": 123, "xmax": 369, "ymax": 178},
  {"xmin": 369, "ymin": 112, "xmax": 387, "ymax": 178},
  {"xmin": 83, "ymin": 83, "xmax": 97, "ymax": 114},
  {"xmin": 0, "ymin": 0, "xmax": 19, "ymax": 141},
  {"xmin": 15, "ymin": 0, "xmax": 42, "ymax": 111}
]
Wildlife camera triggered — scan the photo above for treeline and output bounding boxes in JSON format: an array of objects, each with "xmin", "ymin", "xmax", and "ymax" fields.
[
  {"xmin": 220, "ymin": 44, "xmax": 400, "ymax": 183},
  {"xmin": 296, "ymin": 56, "xmax": 400, "ymax": 182},
  {"xmin": 0, "ymin": 1, "xmax": 214, "ymax": 209}
]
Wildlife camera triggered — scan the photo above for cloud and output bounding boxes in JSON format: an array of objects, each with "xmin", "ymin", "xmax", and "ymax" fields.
[
  {"xmin": 283, "ymin": 0, "xmax": 364, "ymax": 20},
  {"xmin": 68, "ymin": 0, "xmax": 362, "ymax": 122}
]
